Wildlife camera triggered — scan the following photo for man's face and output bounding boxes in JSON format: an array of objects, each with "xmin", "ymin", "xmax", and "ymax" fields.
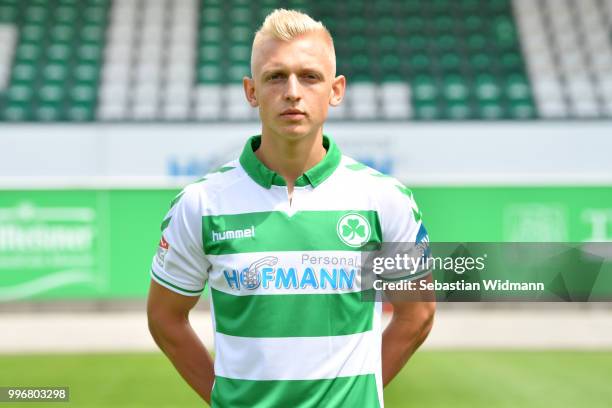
[{"xmin": 244, "ymin": 31, "xmax": 345, "ymax": 141}]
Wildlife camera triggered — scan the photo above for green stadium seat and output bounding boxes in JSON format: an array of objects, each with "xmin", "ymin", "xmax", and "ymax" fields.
[
  {"xmin": 200, "ymin": 43, "xmax": 223, "ymax": 62},
  {"xmin": 401, "ymin": 1, "xmax": 421, "ymax": 14},
  {"xmin": 21, "ymin": 24, "xmax": 45, "ymax": 42},
  {"xmin": 409, "ymin": 53, "xmax": 430, "ymax": 72},
  {"xmin": 70, "ymin": 84, "xmax": 96, "ymax": 103},
  {"xmin": 381, "ymin": 73, "xmax": 403, "ymax": 83},
  {"xmin": 439, "ymin": 52, "xmax": 462, "ymax": 72},
  {"xmin": 35, "ymin": 102, "xmax": 63, "ymax": 121},
  {"xmin": 380, "ymin": 54, "xmax": 401, "ymax": 74},
  {"xmin": 228, "ymin": 64, "xmax": 249, "ymax": 82},
  {"xmin": 407, "ymin": 35, "xmax": 427, "ymax": 51},
  {"xmin": 467, "ymin": 34, "xmax": 487, "ymax": 50},
  {"xmin": 199, "ymin": 64, "xmax": 223, "ymax": 83},
  {"xmin": 379, "ymin": 35, "xmax": 398, "ymax": 53},
  {"xmin": 43, "ymin": 64, "xmax": 69, "ymax": 82},
  {"xmin": 464, "ymin": 15, "xmax": 484, "ymax": 31},
  {"xmin": 90, "ymin": 0, "xmax": 110, "ymax": 5},
  {"xmin": 201, "ymin": 26, "xmax": 223, "ymax": 42},
  {"xmin": 24, "ymin": 6, "xmax": 48, "ymax": 23},
  {"xmin": 478, "ymin": 101, "xmax": 504, "ymax": 119},
  {"xmin": 348, "ymin": 16, "xmax": 366, "ymax": 32},
  {"xmin": 508, "ymin": 100, "xmax": 535, "ymax": 119},
  {"xmin": 7, "ymin": 84, "xmax": 34, "ymax": 103},
  {"xmin": 50, "ymin": 25, "xmax": 75, "ymax": 43},
  {"xmin": 258, "ymin": 7, "xmax": 277, "ymax": 21},
  {"xmin": 15, "ymin": 43, "xmax": 42, "ymax": 62},
  {"xmin": 433, "ymin": 15, "xmax": 454, "ymax": 32},
  {"xmin": 39, "ymin": 84, "xmax": 64, "ymax": 103},
  {"xmin": 412, "ymin": 75, "xmax": 438, "ymax": 101},
  {"xmin": 229, "ymin": 45, "xmax": 250, "ymax": 64},
  {"xmin": 501, "ymin": 52, "xmax": 521, "ymax": 70},
  {"xmin": 488, "ymin": 0, "xmax": 509, "ymax": 10},
  {"xmin": 3, "ymin": 101, "xmax": 32, "ymax": 121},
  {"xmin": 460, "ymin": 0, "xmax": 482, "ymax": 11},
  {"xmin": 443, "ymin": 75, "xmax": 470, "ymax": 102},
  {"xmin": 230, "ymin": 7, "xmax": 250, "ymax": 25},
  {"xmin": 445, "ymin": 101, "xmax": 472, "ymax": 119},
  {"xmin": 471, "ymin": 53, "xmax": 492, "ymax": 71},
  {"xmin": 11, "ymin": 63, "xmax": 37, "ymax": 82},
  {"xmin": 0, "ymin": 4, "xmax": 18, "ymax": 23},
  {"xmin": 287, "ymin": 0, "xmax": 306, "ymax": 8},
  {"xmin": 376, "ymin": 17, "xmax": 395, "ymax": 34},
  {"xmin": 435, "ymin": 34, "xmax": 458, "ymax": 51},
  {"xmin": 83, "ymin": 5, "xmax": 107, "ymax": 24},
  {"xmin": 54, "ymin": 6, "xmax": 78, "ymax": 24},
  {"xmin": 350, "ymin": 53, "xmax": 370, "ymax": 73},
  {"xmin": 373, "ymin": 0, "xmax": 393, "ymax": 13},
  {"xmin": 405, "ymin": 16, "xmax": 425, "ymax": 33},
  {"xmin": 67, "ymin": 103, "xmax": 95, "ymax": 121},
  {"xmin": 81, "ymin": 24, "xmax": 106, "ymax": 43},
  {"xmin": 493, "ymin": 17, "xmax": 518, "ymax": 46},
  {"xmin": 47, "ymin": 44, "xmax": 72, "ymax": 62},
  {"xmin": 230, "ymin": 26, "xmax": 251, "ymax": 44},
  {"xmin": 413, "ymin": 100, "xmax": 441, "ymax": 120},
  {"xmin": 505, "ymin": 74, "xmax": 531, "ymax": 101},
  {"xmin": 332, "ymin": 36, "xmax": 359, "ymax": 56},
  {"xmin": 201, "ymin": 7, "xmax": 222, "ymax": 25},
  {"xmin": 78, "ymin": 44, "xmax": 103, "ymax": 62},
  {"xmin": 74, "ymin": 63, "xmax": 100, "ymax": 82},
  {"xmin": 475, "ymin": 74, "xmax": 501, "ymax": 101}
]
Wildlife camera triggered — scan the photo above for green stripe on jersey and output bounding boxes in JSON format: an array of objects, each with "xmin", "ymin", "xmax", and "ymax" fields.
[
  {"xmin": 211, "ymin": 374, "xmax": 380, "ymax": 408},
  {"xmin": 211, "ymin": 288, "xmax": 374, "ymax": 337},
  {"xmin": 203, "ymin": 210, "xmax": 382, "ymax": 255}
]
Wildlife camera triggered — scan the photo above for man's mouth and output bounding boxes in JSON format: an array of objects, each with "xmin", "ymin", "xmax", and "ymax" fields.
[{"xmin": 280, "ymin": 109, "xmax": 306, "ymax": 118}]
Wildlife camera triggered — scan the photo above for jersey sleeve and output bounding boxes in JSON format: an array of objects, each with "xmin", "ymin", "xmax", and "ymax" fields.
[
  {"xmin": 377, "ymin": 181, "xmax": 431, "ymax": 282},
  {"xmin": 150, "ymin": 184, "xmax": 210, "ymax": 296}
]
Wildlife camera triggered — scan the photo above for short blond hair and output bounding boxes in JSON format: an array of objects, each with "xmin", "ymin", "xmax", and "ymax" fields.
[
  {"xmin": 251, "ymin": 9, "xmax": 336, "ymax": 76},
  {"xmin": 254, "ymin": 8, "xmax": 331, "ymax": 42}
]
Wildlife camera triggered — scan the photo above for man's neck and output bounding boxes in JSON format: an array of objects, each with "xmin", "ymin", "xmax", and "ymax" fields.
[{"xmin": 255, "ymin": 128, "xmax": 326, "ymax": 194}]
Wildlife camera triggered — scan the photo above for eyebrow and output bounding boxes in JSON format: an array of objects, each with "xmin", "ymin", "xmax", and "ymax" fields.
[{"xmin": 261, "ymin": 67, "xmax": 325, "ymax": 78}]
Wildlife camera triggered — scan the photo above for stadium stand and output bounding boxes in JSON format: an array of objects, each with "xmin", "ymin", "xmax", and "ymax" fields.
[
  {"xmin": 0, "ymin": 0, "xmax": 610, "ymax": 121},
  {"xmin": 0, "ymin": 0, "xmax": 108, "ymax": 121},
  {"xmin": 514, "ymin": 0, "xmax": 612, "ymax": 118}
]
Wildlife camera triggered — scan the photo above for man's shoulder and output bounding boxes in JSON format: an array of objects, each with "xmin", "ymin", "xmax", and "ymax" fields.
[
  {"xmin": 337, "ymin": 155, "xmax": 416, "ymax": 201},
  {"xmin": 176, "ymin": 159, "xmax": 248, "ymax": 202}
]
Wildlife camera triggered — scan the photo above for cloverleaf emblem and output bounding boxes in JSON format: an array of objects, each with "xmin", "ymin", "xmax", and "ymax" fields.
[
  {"xmin": 337, "ymin": 214, "xmax": 371, "ymax": 248},
  {"xmin": 342, "ymin": 218, "xmax": 366, "ymax": 241}
]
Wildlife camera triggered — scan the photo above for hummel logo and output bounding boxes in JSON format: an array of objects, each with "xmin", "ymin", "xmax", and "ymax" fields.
[{"xmin": 212, "ymin": 226, "xmax": 255, "ymax": 242}]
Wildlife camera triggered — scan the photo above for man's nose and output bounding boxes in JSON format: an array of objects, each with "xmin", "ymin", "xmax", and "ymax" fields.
[{"xmin": 284, "ymin": 74, "xmax": 301, "ymax": 101}]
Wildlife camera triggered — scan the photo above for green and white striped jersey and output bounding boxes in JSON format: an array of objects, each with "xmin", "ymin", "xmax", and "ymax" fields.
[{"xmin": 151, "ymin": 135, "xmax": 429, "ymax": 407}]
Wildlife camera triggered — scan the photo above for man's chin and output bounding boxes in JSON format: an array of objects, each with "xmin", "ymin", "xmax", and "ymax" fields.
[{"xmin": 276, "ymin": 123, "xmax": 311, "ymax": 139}]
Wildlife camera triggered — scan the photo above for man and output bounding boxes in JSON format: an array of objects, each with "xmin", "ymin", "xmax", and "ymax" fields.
[{"xmin": 147, "ymin": 9, "xmax": 435, "ymax": 407}]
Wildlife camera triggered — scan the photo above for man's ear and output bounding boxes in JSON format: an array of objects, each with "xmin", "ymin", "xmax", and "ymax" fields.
[
  {"xmin": 329, "ymin": 75, "xmax": 346, "ymax": 107},
  {"xmin": 243, "ymin": 77, "xmax": 258, "ymax": 107}
]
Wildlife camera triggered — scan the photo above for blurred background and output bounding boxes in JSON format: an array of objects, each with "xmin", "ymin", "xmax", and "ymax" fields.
[{"xmin": 0, "ymin": 0, "xmax": 611, "ymax": 406}]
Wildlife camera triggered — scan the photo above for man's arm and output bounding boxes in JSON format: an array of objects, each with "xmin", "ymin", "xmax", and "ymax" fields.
[
  {"xmin": 147, "ymin": 280, "xmax": 215, "ymax": 404},
  {"xmin": 381, "ymin": 275, "xmax": 436, "ymax": 387}
]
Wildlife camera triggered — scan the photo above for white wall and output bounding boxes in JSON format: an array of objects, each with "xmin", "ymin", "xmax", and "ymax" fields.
[{"xmin": 1, "ymin": 121, "xmax": 611, "ymax": 187}]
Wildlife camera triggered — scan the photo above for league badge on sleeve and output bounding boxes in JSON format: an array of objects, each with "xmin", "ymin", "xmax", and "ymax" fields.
[{"xmin": 154, "ymin": 236, "xmax": 169, "ymax": 268}]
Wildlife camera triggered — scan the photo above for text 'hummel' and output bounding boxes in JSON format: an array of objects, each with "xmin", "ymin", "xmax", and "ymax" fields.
[{"xmin": 212, "ymin": 226, "xmax": 255, "ymax": 242}]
